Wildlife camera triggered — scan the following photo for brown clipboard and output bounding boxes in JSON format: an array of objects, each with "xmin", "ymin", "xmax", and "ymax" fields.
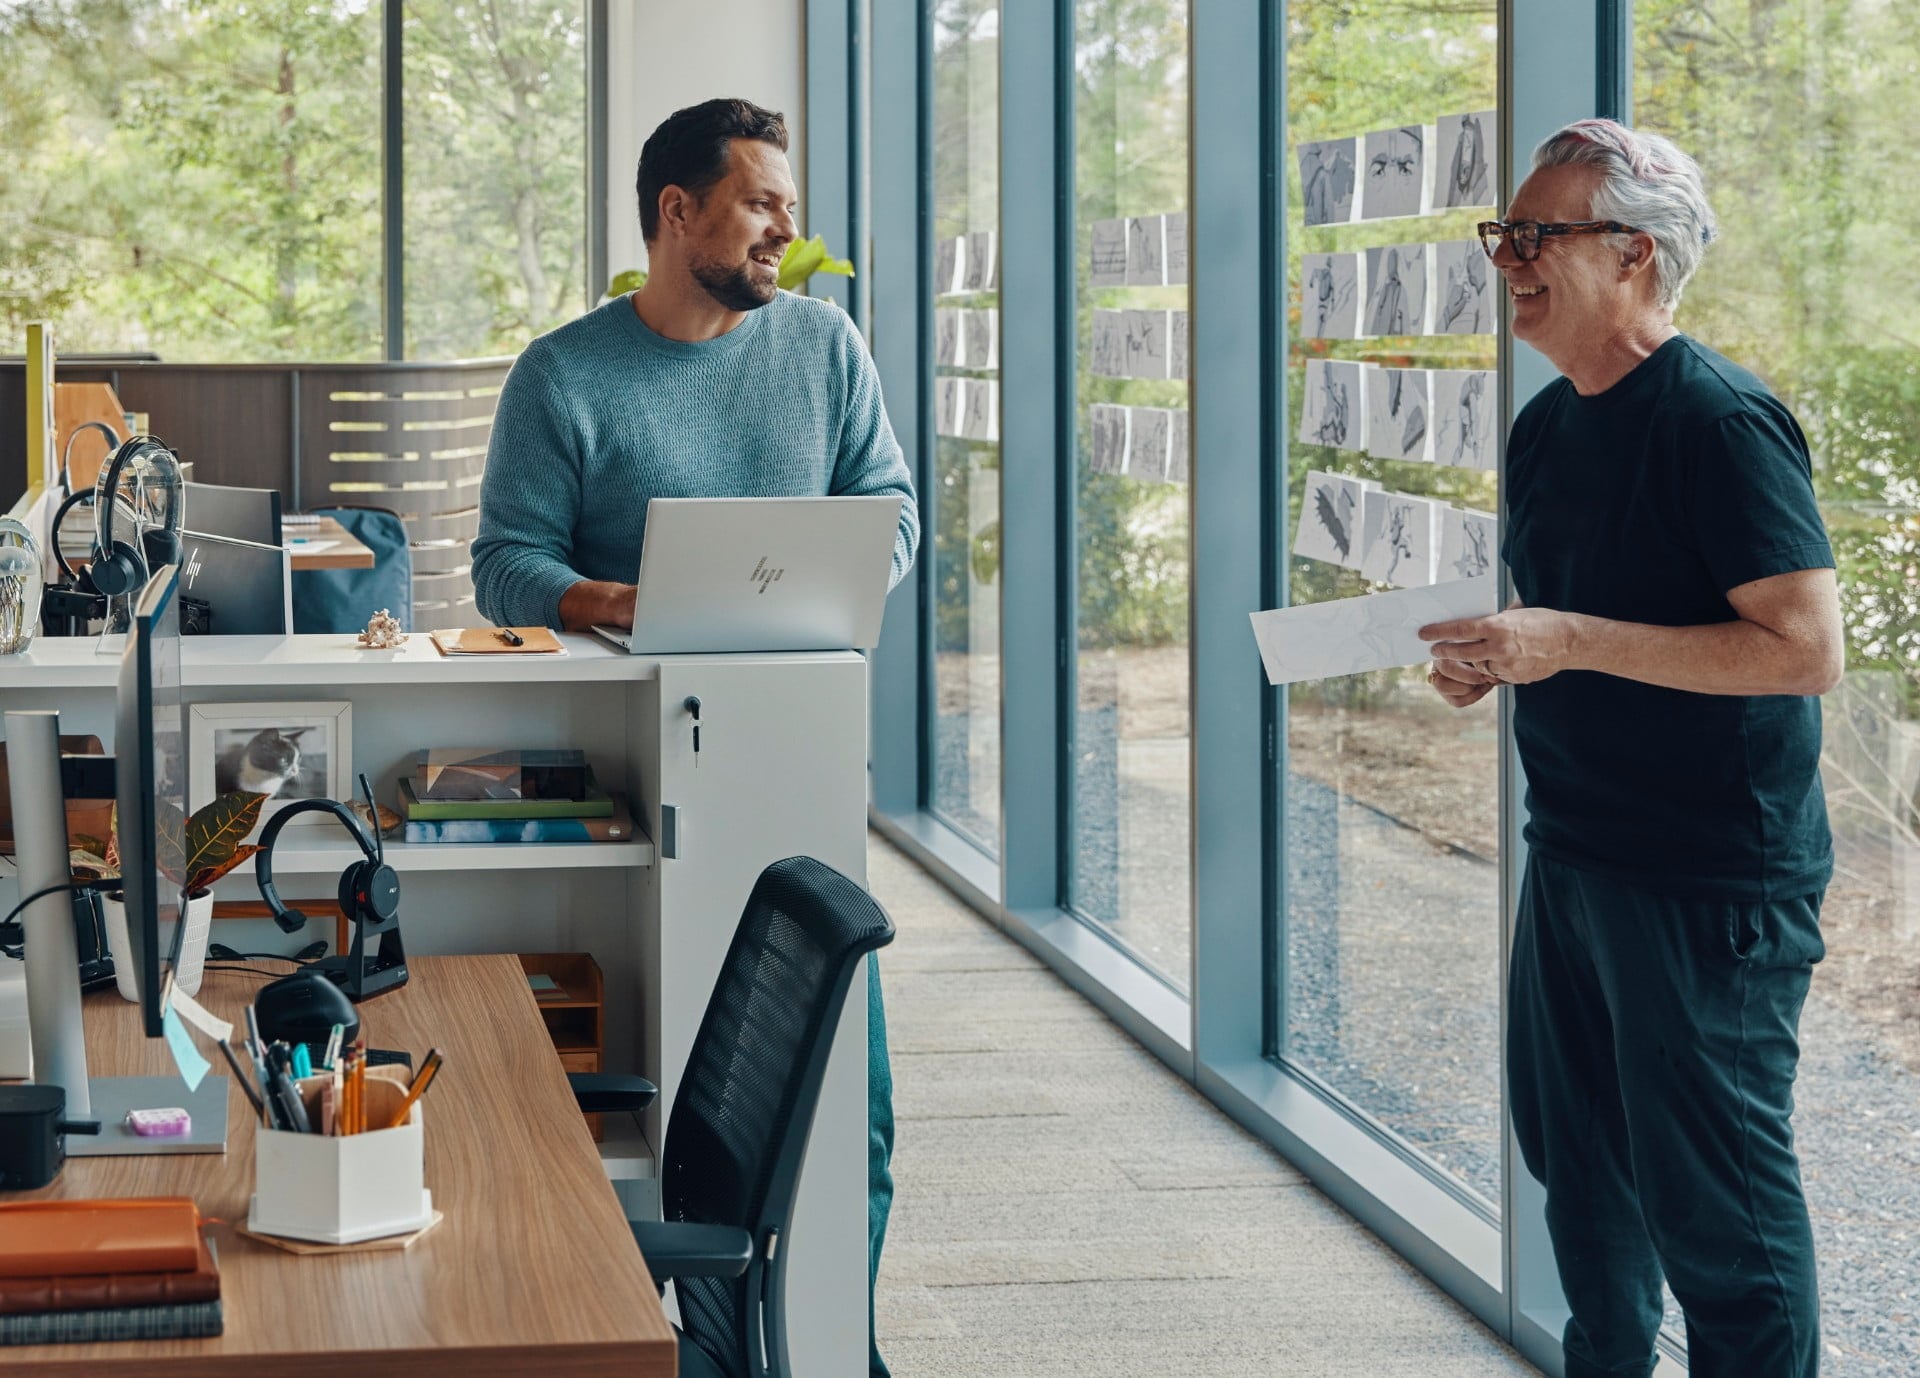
[{"xmin": 429, "ymin": 627, "xmax": 567, "ymax": 656}]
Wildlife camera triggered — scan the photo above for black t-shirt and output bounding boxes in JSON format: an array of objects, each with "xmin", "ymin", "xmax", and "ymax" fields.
[{"xmin": 1504, "ymin": 335, "xmax": 1834, "ymax": 900}]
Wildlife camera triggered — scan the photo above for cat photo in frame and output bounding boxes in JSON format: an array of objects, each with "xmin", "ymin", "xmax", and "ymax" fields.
[{"xmin": 189, "ymin": 700, "xmax": 353, "ymax": 842}]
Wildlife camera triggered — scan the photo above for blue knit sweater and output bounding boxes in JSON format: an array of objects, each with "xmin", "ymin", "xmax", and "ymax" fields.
[{"xmin": 471, "ymin": 291, "xmax": 919, "ymax": 629}]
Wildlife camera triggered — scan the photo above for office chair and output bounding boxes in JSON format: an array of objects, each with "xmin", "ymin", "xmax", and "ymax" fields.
[
  {"xmin": 289, "ymin": 504, "xmax": 413, "ymax": 634},
  {"xmin": 616, "ymin": 854, "xmax": 897, "ymax": 1378}
]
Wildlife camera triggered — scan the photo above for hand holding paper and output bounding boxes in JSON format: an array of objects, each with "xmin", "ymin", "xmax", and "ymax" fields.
[{"xmin": 1248, "ymin": 578, "xmax": 1499, "ymax": 686}]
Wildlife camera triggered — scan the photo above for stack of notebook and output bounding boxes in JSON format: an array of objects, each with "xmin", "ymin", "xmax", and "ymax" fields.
[
  {"xmin": 397, "ymin": 748, "xmax": 634, "ymax": 844},
  {"xmin": 0, "ymin": 1198, "xmax": 223, "ymax": 1346}
]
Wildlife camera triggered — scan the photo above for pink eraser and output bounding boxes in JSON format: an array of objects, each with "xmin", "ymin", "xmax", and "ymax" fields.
[{"xmin": 126, "ymin": 1107, "xmax": 191, "ymax": 1137}]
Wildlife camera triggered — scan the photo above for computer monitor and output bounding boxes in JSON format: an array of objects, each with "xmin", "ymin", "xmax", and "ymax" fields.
[
  {"xmin": 182, "ymin": 482, "xmax": 282, "ymax": 547},
  {"xmin": 176, "ymin": 530, "xmax": 291, "ymax": 634},
  {"xmin": 115, "ymin": 564, "xmax": 187, "ymax": 1038}
]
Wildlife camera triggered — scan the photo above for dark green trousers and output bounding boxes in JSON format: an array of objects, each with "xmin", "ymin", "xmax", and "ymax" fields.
[
  {"xmin": 869, "ymin": 957, "xmax": 894, "ymax": 1378},
  {"xmin": 1510, "ymin": 855, "xmax": 1823, "ymax": 1378}
]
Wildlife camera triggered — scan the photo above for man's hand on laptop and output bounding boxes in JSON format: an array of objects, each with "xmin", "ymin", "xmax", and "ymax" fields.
[{"xmin": 559, "ymin": 580, "xmax": 638, "ymax": 631}]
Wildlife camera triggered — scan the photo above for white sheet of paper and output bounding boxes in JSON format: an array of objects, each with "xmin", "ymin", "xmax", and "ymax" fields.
[
  {"xmin": 964, "ymin": 308, "xmax": 999, "ymax": 370},
  {"xmin": 1298, "ymin": 137, "xmax": 1359, "ymax": 226},
  {"xmin": 1091, "ymin": 309, "xmax": 1128, "ymax": 378},
  {"xmin": 1128, "ymin": 406, "xmax": 1173, "ymax": 481},
  {"xmin": 1357, "ymin": 491, "xmax": 1443, "ymax": 587},
  {"xmin": 1164, "ymin": 212, "xmax": 1189, "ymax": 285},
  {"xmin": 1126, "ymin": 215, "xmax": 1166, "ymax": 286},
  {"xmin": 935, "ymin": 376, "xmax": 963, "ymax": 437},
  {"xmin": 1089, "ymin": 403, "xmax": 1131, "ymax": 475},
  {"xmin": 935, "ymin": 308, "xmax": 962, "ymax": 367},
  {"xmin": 1361, "ymin": 242, "xmax": 1432, "ymax": 338},
  {"xmin": 1364, "ymin": 366, "xmax": 1433, "ymax": 463},
  {"xmin": 935, "ymin": 237, "xmax": 963, "ymax": 296},
  {"xmin": 1169, "ymin": 310, "xmax": 1189, "ymax": 381},
  {"xmin": 964, "ymin": 230, "xmax": 998, "ymax": 291},
  {"xmin": 1090, "ymin": 218, "xmax": 1129, "ymax": 287},
  {"xmin": 1167, "ymin": 414, "xmax": 1190, "ymax": 484},
  {"xmin": 1434, "ymin": 110, "xmax": 1496, "ymax": 209},
  {"xmin": 1249, "ymin": 577, "xmax": 1500, "ymax": 686},
  {"xmin": 1299, "ymin": 358, "xmax": 1367, "ymax": 453},
  {"xmin": 1301, "ymin": 252, "xmax": 1363, "ymax": 340},
  {"xmin": 1360, "ymin": 125, "xmax": 1433, "ymax": 221},
  {"xmin": 1124, "ymin": 309, "xmax": 1171, "ymax": 379},
  {"xmin": 961, "ymin": 377, "xmax": 999, "ymax": 442},
  {"xmin": 1434, "ymin": 239, "xmax": 1495, "ymax": 335}
]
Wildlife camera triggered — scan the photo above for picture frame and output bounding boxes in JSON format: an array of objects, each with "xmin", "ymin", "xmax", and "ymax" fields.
[{"xmin": 187, "ymin": 700, "xmax": 354, "ymax": 842}]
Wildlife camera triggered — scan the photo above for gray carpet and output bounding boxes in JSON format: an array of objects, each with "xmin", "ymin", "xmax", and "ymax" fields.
[{"xmin": 868, "ymin": 834, "xmax": 1542, "ymax": 1376}]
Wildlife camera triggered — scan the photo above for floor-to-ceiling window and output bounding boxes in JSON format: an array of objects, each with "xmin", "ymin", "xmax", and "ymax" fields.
[
  {"xmin": 1637, "ymin": 5, "xmax": 1920, "ymax": 1371},
  {"xmin": 1278, "ymin": 4, "xmax": 1503, "ymax": 1209},
  {"xmin": 1069, "ymin": 0, "xmax": 1192, "ymax": 989},
  {"xmin": 928, "ymin": 0, "xmax": 1002, "ymax": 854}
]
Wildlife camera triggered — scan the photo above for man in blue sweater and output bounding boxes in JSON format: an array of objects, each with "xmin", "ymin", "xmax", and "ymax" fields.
[{"xmin": 472, "ymin": 98, "xmax": 916, "ymax": 1377}]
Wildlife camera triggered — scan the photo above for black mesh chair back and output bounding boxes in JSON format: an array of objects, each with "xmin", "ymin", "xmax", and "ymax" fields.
[{"xmin": 664, "ymin": 855, "xmax": 896, "ymax": 1378}]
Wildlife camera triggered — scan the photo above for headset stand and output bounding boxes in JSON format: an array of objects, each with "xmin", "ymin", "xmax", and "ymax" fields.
[{"xmin": 312, "ymin": 909, "xmax": 409, "ymax": 1001}]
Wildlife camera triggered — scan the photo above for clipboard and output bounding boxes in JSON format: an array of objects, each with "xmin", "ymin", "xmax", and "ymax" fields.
[{"xmin": 429, "ymin": 627, "xmax": 568, "ymax": 656}]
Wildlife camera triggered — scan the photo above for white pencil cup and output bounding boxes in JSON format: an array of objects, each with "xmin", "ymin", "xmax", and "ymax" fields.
[{"xmin": 249, "ymin": 1066, "xmax": 432, "ymax": 1245}]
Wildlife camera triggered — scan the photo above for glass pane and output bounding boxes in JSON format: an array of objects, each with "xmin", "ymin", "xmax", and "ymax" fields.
[
  {"xmin": 929, "ymin": 0, "xmax": 1002, "ymax": 855},
  {"xmin": 0, "ymin": 1, "xmax": 381, "ymax": 361},
  {"xmin": 1636, "ymin": 5, "xmax": 1920, "ymax": 1368},
  {"xmin": 403, "ymin": 1, "xmax": 587, "ymax": 359},
  {"xmin": 1281, "ymin": 7, "xmax": 1501, "ymax": 1208},
  {"xmin": 1070, "ymin": 0, "xmax": 1191, "ymax": 990}
]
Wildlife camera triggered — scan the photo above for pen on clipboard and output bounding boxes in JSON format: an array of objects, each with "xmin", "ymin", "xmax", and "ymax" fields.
[{"xmin": 496, "ymin": 628, "xmax": 524, "ymax": 647}]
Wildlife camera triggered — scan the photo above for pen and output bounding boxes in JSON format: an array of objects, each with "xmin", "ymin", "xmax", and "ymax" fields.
[
  {"xmin": 496, "ymin": 628, "xmax": 524, "ymax": 646},
  {"xmin": 216, "ymin": 1038, "xmax": 268, "ymax": 1120},
  {"xmin": 291, "ymin": 1043, "xmax": 313, "ymax": 1080},
  {"xmin": 322, "ymin": 1023, "xmax": 345, "ymax": 1071},
  {"xmin": 384, "ymin": 1049, "xmax": 444, "ymax": 1130}
]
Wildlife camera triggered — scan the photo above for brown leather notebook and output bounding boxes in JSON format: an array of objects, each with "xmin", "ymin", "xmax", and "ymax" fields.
[
  {"xmin": 429, "ymin": 626, "xmax": 567, "ymax": 656},
  {"xmin": 0, "ymin": 1199, "xmax": 203, "ymax": 1279},
  {"xmin": 0, "ymin": 1231, "xmax": 217, "ymax": 1314}
]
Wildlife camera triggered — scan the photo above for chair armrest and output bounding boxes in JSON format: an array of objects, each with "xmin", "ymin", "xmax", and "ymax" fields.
[
  {"xmin": 630, "ymin": 1221, "xmax": 754, "ymax": 1283},
  {"xmin": 566, "ymin": 1072, "xmax": 658, "ymax": 1114}
]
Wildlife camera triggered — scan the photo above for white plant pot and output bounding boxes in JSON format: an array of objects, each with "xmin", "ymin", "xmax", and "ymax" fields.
[{"xmin": 101, "ymin": 891, "xmax": 216, "ymax": 1003}]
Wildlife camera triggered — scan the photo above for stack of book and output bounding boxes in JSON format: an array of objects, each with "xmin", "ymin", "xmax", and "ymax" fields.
[
  {"xmin": 0, "ymin": 1204, "xmax": 222, "ymax": 1345},
  {"xmin": 396, "ymin": 748, "xmax": 635, "ymax": 844}
]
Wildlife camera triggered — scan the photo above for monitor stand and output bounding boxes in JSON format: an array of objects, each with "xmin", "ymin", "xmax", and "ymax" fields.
[{"xmin": 4, "ymin": 710, "xmax": 229, "ymax": 1158}]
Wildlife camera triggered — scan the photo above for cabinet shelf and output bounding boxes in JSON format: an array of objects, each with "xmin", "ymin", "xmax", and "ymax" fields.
[{"xmin": 0, "ymin": 835, "xmax": 654, "ymax": 883}]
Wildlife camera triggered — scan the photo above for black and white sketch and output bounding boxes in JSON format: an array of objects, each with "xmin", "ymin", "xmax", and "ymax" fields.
[
  {"xmin": 1434, "ymin": 240, "xmax": 1494, "ymax": 335},
  {"xmin": 1365, "ymin": 366, "xmax": 1433, "ymax": 463},
  {"xmin": 935, "ymin": 236, "xmax": 963, "ymax": 296},
  {"xmin": 1361, "ymin": 125, "xmax": 1430, "ymax": 221},
  {"xmin": 1358, "ymin": 490, "xmax": 1441, "ymax": 587},
  {"xmin": 1164, "ymin": 212, "xmax": 1188, "ymax": 285},
  {"xmin": 1089, "ymin": 404, "xmax": 1130, "ymax": 475},
  {"xmin": 1440, "ymin": 507, "xmax": 1498, "ymax": 580},
  {"xmin": 935, "ymin": 376, "xmax": 964, "ymax": 438},
  {"xmin": 1361, "ymin": 243, "xmax": 1432, "ymax": 338},
  {"xmin": 1432, "ymin": 369, "xmax": 1497, "ymax": 470},
  {"xmin": 1123, "ymin": 309, "xmax": 1171, "ymax": 380},
  {"xmin": 1249, "ymin": 577, "xmax": 1500, "ymax": 687},
  {"xmin": 1301, "ymin": 252, "xmax": 1362, "ymax": 340},
  {"xmin": 1294, "ymin": 469, "xmax": 1370, "ymax": 569},
  {"xmin": 961, "ymin": 377, "xmax": 999, "ymax": 442},
  {"xmin": 1128, "ymin": 407, "xmax": 1173, "ymax": 481},
  {"xmin": 1126, "ymin": 216, "xmax": 1166, "ymax": 286},
  {"xmin": 1298, "ymin": 358, "xmax": 1367, "ymax": 452},
  {"xmin": 964, "ymin": 308, "xmax": 999, "ymax": 371},
  {"xmin": 963, "ymin": 230, "xmax": 998, "ymax": 292},
  {"xmin": 1435, "ymin": 111, "xmax": 1496, "ymax": 209},
  {"xmin": 1298, "ymin": 138, "xmax": 1359, "ymax": 226},
  {"xmin": 935, "ymin": 309, "xmax": 963, "ymax": 367},
  {"xmin": 1169, "ymin": 310, "xmax": 1189, "ymax": 381},
  {"xmin": 1091, "ymin": 309, "xmax": 1129, "ymax": 378},
  {"xmin": 1090, "ymin": 218, "xmax": 1129, "ymax": 287},
  {"xmin": 189, "ymin": 700, "xmax": 352, "ymax": 842},
  {"xmin": 1166, "ymin": 415, "xmax": 1190, "ymax": 484}
]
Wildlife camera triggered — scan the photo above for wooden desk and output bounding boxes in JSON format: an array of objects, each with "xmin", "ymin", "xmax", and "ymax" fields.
[
  {"xmin": 9, "ymin": 956, "xmax": 674, "ymax": 1377},
  {"xmin": 286, "ymin": 516, "xmax": 375, "ymax": 571}
]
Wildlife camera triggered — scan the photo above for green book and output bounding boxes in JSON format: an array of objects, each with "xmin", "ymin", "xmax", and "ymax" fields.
[{"xmin": 397, "ymin": 775, "xmax": 615, "ymax": 820}]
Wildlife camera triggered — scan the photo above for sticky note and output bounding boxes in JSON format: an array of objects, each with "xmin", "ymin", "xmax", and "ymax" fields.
[
  {"xmin": 162, "ymin": 1003, "xmax": 212, "ymax": 1093},
  {"xmin": 168, "ymin": 986, "xmax": 234, "ymax": 1043}
]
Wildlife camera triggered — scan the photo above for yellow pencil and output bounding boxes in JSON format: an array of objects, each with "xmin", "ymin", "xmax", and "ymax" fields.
[{"xmin": 384, "ymin": 1049, "xmax": 443, "ymax": 1130}]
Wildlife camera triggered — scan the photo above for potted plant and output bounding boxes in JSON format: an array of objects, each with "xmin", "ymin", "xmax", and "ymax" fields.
[
  {"xmin": 605, "ymin": 233, "xmax": 854, "ymax": 299},
  {"xmin": 71, "ymin": 791, "xmax": 270, "ymax": 1001}
]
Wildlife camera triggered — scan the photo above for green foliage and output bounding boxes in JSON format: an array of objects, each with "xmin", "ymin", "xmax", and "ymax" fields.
[{"xmin": 71, "ymin": 791, "xmax": 267, "ymax": 896}]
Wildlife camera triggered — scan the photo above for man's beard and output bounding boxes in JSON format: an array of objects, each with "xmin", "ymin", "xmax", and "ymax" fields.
[{"xmin": 693, "ymin": 254, "xmax": 778, "ymax": 312}]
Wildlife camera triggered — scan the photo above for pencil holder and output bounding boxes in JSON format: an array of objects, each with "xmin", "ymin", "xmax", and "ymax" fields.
[{"xmin": 249, "ymin": 1066, "xmax": 432, "ymax": 1245}]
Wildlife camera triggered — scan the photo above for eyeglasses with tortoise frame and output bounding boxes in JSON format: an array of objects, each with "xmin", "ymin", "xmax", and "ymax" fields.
[{"xmin": 1476, "ymin": 219, "xmax": 1641, "ymax": 262}]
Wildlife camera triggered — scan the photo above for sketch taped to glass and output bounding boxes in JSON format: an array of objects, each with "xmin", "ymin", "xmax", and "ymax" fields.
[
  {"xmin": 1169, "ymin": 310, "xmax": 1189, "ymax": 381},
  {"xmin": 1164, "ymin": 212, "xmax": 1188, "ymax": 285},
  {"xmin": 1358, "ymin": 490, "xmax": 1441, "ymax": 587},
  {"xmin": 1362, "ymin": 243, "xmax": 1432, "ymax": 338},
  {"xmin": 1361, "ymin": 125, "xmax": 1430, "ymax": 221},
  {"xmin": 934, "ymin": 236, "xmax": 963, "ymax": 296},
  {"xmin": 1090, "ymin": 218, "xmax": 1128, "ymax": 287},
  {"xmin": 1293, "ymin": 469, "xmax": 1372, "ymax": 570},
  {"xmin": 963, "ymin": 230, "xmax": 997, "ymax": 292},
  {"xmin": 1123, "ymin": 309, "xmax": 1171, "ymax": 380},
  {"xmin": 1126, "ymin": 216, "xmax": 1166, "ymax": 286},
  {"xmin": 1434, "ymin": 240, "xmax": 1495, "ymax": 334},
  {"xmin": 1365, "ymin": 366, "xmax": 1433, "ymax": 463},
  {"xmin": 1166, "ymin": 414, "xmax": 1190, "ymax": 484},
  {"xmin": 1298, "ymin": 359, "xmax": 1366, "ymax": 452},
  {"xmin": 1298, "ymin": 138, "xmax": 1359, "ymax": 226},
  {"xmin": 1432, "ymin": 369, "xmax": 1497, "ymax": 470},
  {"xmin": 1090, "ymin": 309, "xmax": 1129, "ymax": 378},
  {"xmin": 1436, "ymin": 111, "xmax": 1496, "ymax": 209},
  {"xmin": 1301, "ymin": 252, "xmax": 1362, "ymax": 340},
  {"xmin": 961, "ymin": 376, "xmax": 999, "ymax": 442},
  {"xmin": 935, "ymin": 309, "xmax": 962, "ymax": 368},
  {"xmin": 964, "ymin": 309, "xmax": 999, "ymax": 371},
  {"xmin": 1089, "ymin": 404, "xmax": 1130, "ymax": 476},
  {"xmin": 1128, "ymin": 407, "xmax": 1173, "ymax": 481},
  {"xmin": 934, "ymin": 376, "xmax": 964, "ymax": 438},
  {"xmin": 1440, "ymin": 507, "xmax": 1498, "ymax": 580}
]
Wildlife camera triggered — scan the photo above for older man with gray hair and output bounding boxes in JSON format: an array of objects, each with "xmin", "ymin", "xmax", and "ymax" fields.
[{"xmin": 1420, "ymin": 120, "xmax": 1841, "ymax": 1378}]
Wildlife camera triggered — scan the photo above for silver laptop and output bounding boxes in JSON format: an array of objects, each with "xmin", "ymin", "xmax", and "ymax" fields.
[{"xmin": 592, "ymin": 496, "xmax": 902, "ymax": 654}]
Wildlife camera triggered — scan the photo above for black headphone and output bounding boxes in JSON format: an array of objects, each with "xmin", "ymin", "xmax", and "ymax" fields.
[
  {"xmin": 88, "ymin": 436, "xmax": 183, "ymax": 598},
  {"xmin": 256, "ymin": 774, "xmax": 400, "ymax": 936}
]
